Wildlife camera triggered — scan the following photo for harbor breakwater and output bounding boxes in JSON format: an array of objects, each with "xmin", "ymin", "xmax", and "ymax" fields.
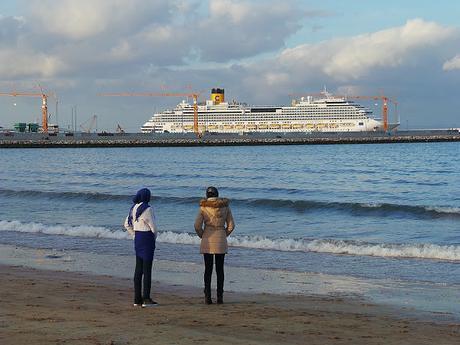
[{"xmin": 1, "ymin": 130, "xmax": 459, "ymax": 148}]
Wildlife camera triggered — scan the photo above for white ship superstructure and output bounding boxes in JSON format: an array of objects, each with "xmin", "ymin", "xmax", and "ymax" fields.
[{"xmin": 141, "ymin": 88, "xmax": 384, "ymax": 133}]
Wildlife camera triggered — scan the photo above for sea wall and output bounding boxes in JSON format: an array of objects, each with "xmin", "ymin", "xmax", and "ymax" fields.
[{"xmin": 1, "ymin": 130, "xmax": 459, "ymax": 148}]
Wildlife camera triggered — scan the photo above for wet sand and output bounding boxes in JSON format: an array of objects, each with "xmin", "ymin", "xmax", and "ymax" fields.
[{"xmin": 1, "ymin": 264, "xmax": 458, "ymax": 345}]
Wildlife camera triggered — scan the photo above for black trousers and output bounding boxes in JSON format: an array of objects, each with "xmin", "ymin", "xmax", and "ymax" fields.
[
  {"xmin": 203, "ymin": 253, "xmax": 225, "ymax": 295},
  {"xmin": 134, "ymin": 256, "xmax": 153, "ymax": 303}
]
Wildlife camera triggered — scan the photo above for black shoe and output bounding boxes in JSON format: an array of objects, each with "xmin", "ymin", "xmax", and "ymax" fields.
[
  {"xmin": 142, "ymin": 298, "xmax": 159, "ymax": 308},
  {"xmin": 217, "ymin": 295, "xmax": 223, "ymax": 304},
  {"xmin": 204, "ymin": 287, "xmax": 212, "ymax": 305},
  {"xmin": 205, "ymin": 295, "xmax": 213, "ymax": 305}
]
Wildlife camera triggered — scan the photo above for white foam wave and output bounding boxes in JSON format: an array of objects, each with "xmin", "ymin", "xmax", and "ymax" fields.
[
  {"xmin": 1, "ymin": 220, "xmax": 459, "ymax": 261},
  {"xmin": 306, "ymin": 239, "xmax": 460, "ymax": 261},
  {"xmin": 425, "ymin": 206, "xmax": 460, "ymax": 214},
  {"xmin": 0, "ymin": 220, "xmax": 130, "ymax": 240},
  {"xmin": 157, "ymin": 233, "xmax": 460, "ymax": 261},
  {"xmin": 158, "ymin": 231, "xmax": 201, "ymax": 245},
  {"xmin": 359, "ymin": 203, "xmax": 383, "ymax": 208}
]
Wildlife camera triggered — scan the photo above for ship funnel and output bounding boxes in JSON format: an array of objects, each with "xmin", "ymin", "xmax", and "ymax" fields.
[{"xmin": 211, "ymin": 88, "xmax": 225, "ymax": 105}]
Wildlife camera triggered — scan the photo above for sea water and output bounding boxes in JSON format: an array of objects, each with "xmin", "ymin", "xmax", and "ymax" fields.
[{"xmin": 0, "ymin": 143, "xmax": 459, "ymax": 315}]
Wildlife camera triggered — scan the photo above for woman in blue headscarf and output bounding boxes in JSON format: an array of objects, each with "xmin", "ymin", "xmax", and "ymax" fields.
[{"xmin": 124, "ymin": 188, "xmax": 158, "ymax": 307}]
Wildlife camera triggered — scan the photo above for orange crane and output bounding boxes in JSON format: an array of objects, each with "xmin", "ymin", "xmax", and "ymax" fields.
[
  {"xmin": 291, "ymin": 90, "xmax": 397, "ymax": 132},
  {"xmin": 0, "ymin": 88, "xmax": 52, "ymax": 133},
  {"xmin": 99, "ymin": 92, "xmax": 202, "ymax": 137},
  {"xmin": 345, "ymin": 95, "xmax": 397, "ymax": 132}
]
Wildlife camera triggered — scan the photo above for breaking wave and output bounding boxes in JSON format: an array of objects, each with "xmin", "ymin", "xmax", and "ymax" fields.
[
  {"xmin": 1, "ymin": 220, "xmax": 459, "ymax": 261},
  {"xmin": 0, "ymin": 188, "xmax": 459, "ymax": 219},
  {"xmin": 0, "ymin": 220, "xmax": 130, "ymax": 239}
]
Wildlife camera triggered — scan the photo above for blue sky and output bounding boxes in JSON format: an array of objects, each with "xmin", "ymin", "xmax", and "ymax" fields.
[
  {"xmin": 0, "ymin": 0, "xmax": 459, "ymax": 131},
  {"xmin": 288, "ymin": 1, "xmax": 460, "ymax": 44}
]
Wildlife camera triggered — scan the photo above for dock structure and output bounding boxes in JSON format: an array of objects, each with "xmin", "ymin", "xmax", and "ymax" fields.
[{"xmin": 0, "ymin": 130, "xmax": 459, "ymax": 148}]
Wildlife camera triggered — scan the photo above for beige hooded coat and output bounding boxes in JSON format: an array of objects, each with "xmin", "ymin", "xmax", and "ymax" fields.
[{"xmin": 194, "ymin": 197, "xmax": 235, "ymax": 254}]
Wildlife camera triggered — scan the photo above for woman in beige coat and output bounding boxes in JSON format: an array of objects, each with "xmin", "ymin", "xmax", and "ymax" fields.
[{"xmin": 194, "ymin": 186, "xmax": 235, "ymax": 304}]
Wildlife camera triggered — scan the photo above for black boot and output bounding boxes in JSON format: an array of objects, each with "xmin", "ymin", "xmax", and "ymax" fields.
[
  {"xmin": 204, "ymin": 288, "xmax": 213, "ymax": 305},
  {"xmin": 217, "ymin": 291, "xmax": 223, "ymax": 304}
]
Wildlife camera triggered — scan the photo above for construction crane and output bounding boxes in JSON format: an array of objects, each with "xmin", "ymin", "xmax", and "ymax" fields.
[
  {"xmin": 99, "ymin": 92, "xmax": 202, "ymax": 137},
  {"xmin": 116, "ymin": 124, "xmax": 125, "ymax": 134},
  {"xmin": 80, "ymin": 115, "xmax": 98, "ymax": 133},
  {"xmin": 0, "ymin": 87, "xmax": 53, "ymax": 133},
  {"xmin": 345, "ymin": 95, "xmax": 397, "ymax": 132},
  {"xmin": 290, "ymin": 90, "xmax": 397, "ymax": 132}
]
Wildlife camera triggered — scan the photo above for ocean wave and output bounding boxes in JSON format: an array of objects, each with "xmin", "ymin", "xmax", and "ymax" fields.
[
  {"xmin": 0, "ymin": 188, "xmax": 459, "ymax": 219},
  {"xmin": 241, "ymin": 198, "xmax": 460, "ymax": 219},
  {"xmin": 0, "ymin": 188, "xmax": 129, "ymax": 201},
  {"xmin": 1, "ymin": 220, "xmax": 459, "ymax": 261},
  {"xmin": 0, "ymin": 220, "xmax": 130, "ymax": 239},
  {"xmin": 0, "ymin": 188, "xmax": 200, "ymax": 204}
]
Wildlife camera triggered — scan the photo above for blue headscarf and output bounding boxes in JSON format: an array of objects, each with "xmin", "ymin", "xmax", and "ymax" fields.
[{"xmin": 127, "ymin": 188, "xmax": 151, "ymax": 227}]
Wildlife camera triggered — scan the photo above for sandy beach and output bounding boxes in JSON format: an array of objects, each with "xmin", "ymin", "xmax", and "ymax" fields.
[{"xmin": 1, "ymin": 264, "xmax": 458, "ymax": 345}]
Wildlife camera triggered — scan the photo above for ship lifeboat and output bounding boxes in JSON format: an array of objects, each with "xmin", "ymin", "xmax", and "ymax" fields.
[
  {"xmin": 282, "ymin": 124, "xmax": 291, "ymax": 129},
  {"xmin": 246, "ymin": 124, "xmax": 257, "ymax": 130},
  {"xmin": 235, "ymin": 124, "xmax": 245, "ymax": 130},
  {"xmin": 223, "ymin": 125, "xmax": 234, "ymax": 130},
  {"xmin": 183, "ymin": 125, "xmax": 193, "ymax": 130},
  {"xmin": 270, "ymin": 124, "xmax": 281, "ymax": 129},
  {"xmin": 292, "ymin": 124, "xmax": 304, "ymax": 129},
  {"xmin": 258, "ymin": 124, "xmax": 269, "ymax": 130},
  {"xmin": 305, "ymin": 123, "xmax": 315, "ymax": 129}
]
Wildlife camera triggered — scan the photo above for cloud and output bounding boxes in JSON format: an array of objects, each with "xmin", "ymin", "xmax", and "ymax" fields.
[
  {"xmin": 195, "ymin": 0, "xmax": 308, "ymax": 61},
  {"xmin": 25, "ymin": 0, "xmax": 173, "ymax": 40},
  {"xmin": 0, "ymin": 15, "xmax": 26, "ymax": 45},
  {"xmin": 0, "ymin": 48, "xmax": 66, "ymax": 78},
  {"xmin": 443, "ymin": 55, "xmax": 460, "ymax": 71},
  {"xmin": 277, "ymin": 19, "xmax": 457, "ymax": 81},
  {"xmin": 1, "ymin": 2, "xmax": 460, "ymax": 130},
  {"xmin": 0, "ymin": 0, "xmax": 313, "ymax": 80}
]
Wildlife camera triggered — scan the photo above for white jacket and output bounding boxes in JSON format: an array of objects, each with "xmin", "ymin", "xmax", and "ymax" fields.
[{"xmin": 124, "ymin": 203, "xmax": 157, "ymax": 238}]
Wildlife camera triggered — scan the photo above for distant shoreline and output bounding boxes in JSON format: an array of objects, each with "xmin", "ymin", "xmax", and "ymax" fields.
[{"xmin": 1, "ymin": 131, "xmax": 460, "ymax": 148}]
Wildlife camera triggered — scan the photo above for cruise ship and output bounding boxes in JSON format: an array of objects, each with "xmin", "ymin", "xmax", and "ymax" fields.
[{"xmin": 141, "ymin": 88, "xmax": 388, "ymax": 134}]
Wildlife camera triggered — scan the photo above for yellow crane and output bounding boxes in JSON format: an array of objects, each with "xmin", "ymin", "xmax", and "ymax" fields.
[
  {"xmin": 291, "ymin": 90, "xmax": 397, "ymax": 132},
  {"xmin": 99, "ymin": 92, "xmax": 202, "ymax": 137},
  {"xmin": 0, "ymin": 87, "xmax": 53, "ymax": 133}
]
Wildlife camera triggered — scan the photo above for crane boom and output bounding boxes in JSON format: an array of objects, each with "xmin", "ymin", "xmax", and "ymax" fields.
[
  {"xmin": 99, "ymin": 92, "xmax": 202, "ymax": 137},
  {"xmin": 291, "ymin": 91, "xmax": 397, "ymax": 132},
  {"xmin": 0, "ymin": 91, "xmax": 51, "ymax": 133},
  {"xmin": 346, "ymin": 95, "xmax": 397, "ymax": 132},
  {"xmin": 99, "ymin": 92, "xmax": 201, "ymax": 137}
]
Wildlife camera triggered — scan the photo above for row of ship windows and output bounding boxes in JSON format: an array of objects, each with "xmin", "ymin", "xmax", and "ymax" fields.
[
  {"xmin": 159, "ymin": 113, "xmax": 366, "ymax": 117},
  {"xmin": 194, "ymin": 113, "xmax": 365, "ymax": 116},
  {"xmin": 146, "ymin": 122, "xmax": 366, "ymax": 129},
  {"xmin": 178, "ymin": 110, "xmax": 365, "ymax": 115},
  {"xmin": 157, "ymin": 117, "xmax": 367, "ymax": 121},
  {"xmin": 151, "ymin": 121, "xmax": 367, "ymax": 126},
  {"xmin": 178, "ymin": 106, "xmax": 362, "ymax": 110}
]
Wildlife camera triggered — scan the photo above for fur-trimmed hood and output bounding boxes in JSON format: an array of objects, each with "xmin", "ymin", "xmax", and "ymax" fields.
[{"xmin": 200, "ymin": 198, "xmax": 229, "ymax": 208}]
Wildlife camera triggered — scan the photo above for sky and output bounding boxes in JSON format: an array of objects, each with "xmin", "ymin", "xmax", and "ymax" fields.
[{"xmin": 0, "ymin": 0, "xmax": 459, "ymax": 131}]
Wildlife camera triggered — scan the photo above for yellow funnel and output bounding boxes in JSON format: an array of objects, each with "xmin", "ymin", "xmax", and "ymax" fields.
[{"xmin": 211, "ymin": 88, "xmax": 225, "ymax": 104}]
